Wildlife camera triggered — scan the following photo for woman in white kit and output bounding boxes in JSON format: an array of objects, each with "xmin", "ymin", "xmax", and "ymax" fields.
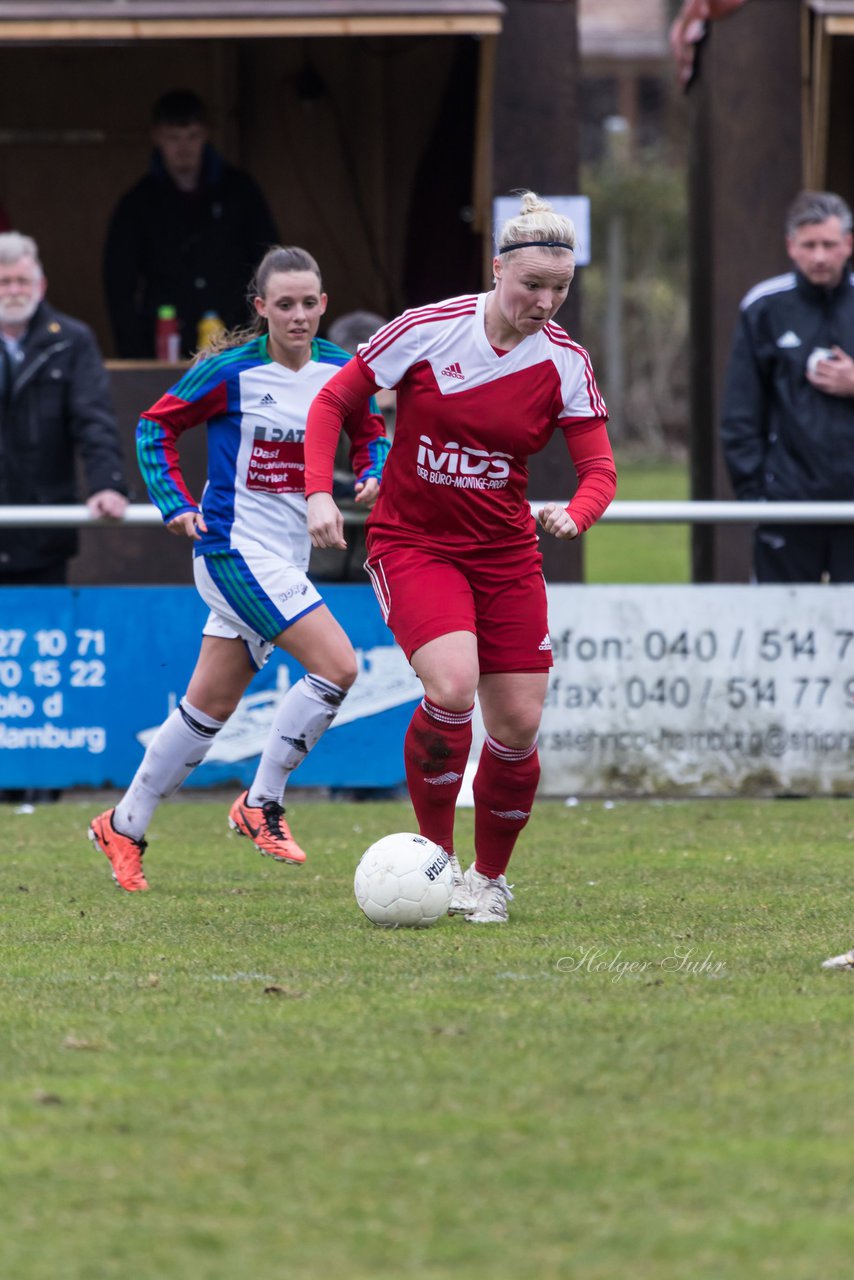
[{"xmin": 89, "ymin": 245, "xmax": 388, "ymax": 891}]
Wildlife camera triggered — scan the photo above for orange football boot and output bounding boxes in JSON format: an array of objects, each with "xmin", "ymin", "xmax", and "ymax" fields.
[
  {"xmin": 228, "ymin": 791, "xmax": 306, "ymax": 864},
  {"xmin": 89, "ymin": 809, "xmax": 149, "ymax": 891}
]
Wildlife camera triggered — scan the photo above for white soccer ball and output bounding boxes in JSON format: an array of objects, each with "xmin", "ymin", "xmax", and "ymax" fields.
[{"xmin": 354, "ymin": 832, "xmax": 453, "ymax": 928}]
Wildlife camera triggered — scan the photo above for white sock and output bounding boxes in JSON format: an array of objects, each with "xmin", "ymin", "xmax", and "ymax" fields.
[
  {"xmin": 114, "ymin": 699, "xmax": 225, "ymax": 839},
  {"xmin": 248, "ymin": 673, "xmax": 347, "ymax": 806}
]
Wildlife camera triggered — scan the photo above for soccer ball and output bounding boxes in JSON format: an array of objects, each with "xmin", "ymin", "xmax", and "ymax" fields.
[{"xmin": 354, "ymin": 832, "xmax": 454, "ymax": 928}]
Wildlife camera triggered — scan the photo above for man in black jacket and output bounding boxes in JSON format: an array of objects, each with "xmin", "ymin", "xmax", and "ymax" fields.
[
  {"xmin": 721, "ymin": 189, "xmax": 854, "ymax": 582},
  {"xmin": 0, "ymin": 232, "xmax": 128, "ymax": 585},
  {"xmin": 103, "ymin": 90, "xmax": 280, "ymax": 358},
  {"xmin": 0, "ymin": 231, "xmax": 128, "ymax": 804}
]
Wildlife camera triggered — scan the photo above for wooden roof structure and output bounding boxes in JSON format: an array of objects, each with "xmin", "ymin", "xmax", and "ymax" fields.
[
  {"xmin": 0, "ymin": 0, "xmax": 504, "ymax": 41},
  {"xmin": 577, "ymin": 0, "xmax": 667, "ymax": 61},
  {"xmin": 804, "ymin": 0, "xmax": 854, "ymax": 187}
]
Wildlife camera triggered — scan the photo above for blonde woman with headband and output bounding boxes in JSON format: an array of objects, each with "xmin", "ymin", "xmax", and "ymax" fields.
[{"xmin": 305, "ymin": 192, "xmax": 616, "ymax": 924}]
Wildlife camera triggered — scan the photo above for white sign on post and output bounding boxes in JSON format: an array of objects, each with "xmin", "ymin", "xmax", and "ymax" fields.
[
  {"xmin": 492, "ymin": 195, "xmax": 591, "ymax": 266},
  {"xmin": 535, "ymin": 584, "xmax": 854, "ymax": 797}
]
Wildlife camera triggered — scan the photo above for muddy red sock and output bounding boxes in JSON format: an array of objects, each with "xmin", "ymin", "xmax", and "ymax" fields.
[
  {"xmin": 403, "ymin": 697, "xmax": 473, "ymax": 852},
  {"xmin": 473, "ymin": 734, "xmax": 540, "ymax": 879}
]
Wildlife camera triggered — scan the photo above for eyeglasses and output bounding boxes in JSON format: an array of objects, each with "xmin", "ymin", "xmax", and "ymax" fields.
[{"xmin": 0, "ymin": 274, "xmax": 39, "ymax": 290}]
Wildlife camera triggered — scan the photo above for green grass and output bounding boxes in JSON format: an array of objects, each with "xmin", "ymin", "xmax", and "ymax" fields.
[
  {"xmin": 3, "ymin": 795, "xmax": 854, "ymax": 1279},
  {"xmin": 585, "ymin": 452, "xmax": 690, "ymax": 583}
]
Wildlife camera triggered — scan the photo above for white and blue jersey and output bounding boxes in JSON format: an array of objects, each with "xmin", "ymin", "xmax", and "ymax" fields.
[{"xmin": 137, "ymin": 334, "xmax": 387, "ymax": 647}]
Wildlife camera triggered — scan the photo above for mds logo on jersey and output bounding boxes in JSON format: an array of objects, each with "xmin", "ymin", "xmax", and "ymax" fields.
[{"xmin": 416, "ymin": 434, "xmax": 511, "ymax": 490}]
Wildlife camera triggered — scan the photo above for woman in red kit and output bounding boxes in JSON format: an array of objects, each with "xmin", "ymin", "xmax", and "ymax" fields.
[{"xmin": 305, "ymin": 191, "xmax": 616, "ymax": 923}]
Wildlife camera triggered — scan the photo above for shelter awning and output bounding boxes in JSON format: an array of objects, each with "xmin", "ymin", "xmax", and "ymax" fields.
[
  {"xmin": 803, "ymin": 0, "xmax": 854, "ymax": 186},
  {"xmin": 0, "ymin": 1, "xmax": 504, "ymax": 41},
  {"xmin": 808, "ymin": 0, "xmax": 854, "ymax": 30}
]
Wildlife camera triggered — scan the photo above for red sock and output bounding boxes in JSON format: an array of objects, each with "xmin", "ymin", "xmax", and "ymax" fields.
[
  {"xmin": 473, "ymin": 734, "xmax": 540, "ymax": 879},
  {"xmin": 403, "ymin": 697, "xmax": 473, "ymax": 853}
]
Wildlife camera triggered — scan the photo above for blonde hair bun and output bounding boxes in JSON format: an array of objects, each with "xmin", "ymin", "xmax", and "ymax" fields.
[{"xmin": 498, "ymin": 189, "xmax": 577, "ymax": 256}]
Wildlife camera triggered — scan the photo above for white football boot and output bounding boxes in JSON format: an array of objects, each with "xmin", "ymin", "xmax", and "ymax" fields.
[
  {"xmin": 464, "ymin": 866, "xmax": 514, "ymax": 924},
  {"xmin": 821, "ymin": 947, "xmax": 854, "ymax": 971},
  {"xmin": 447, "ymin": 851, "xmax": 478, "ymax": 915}
]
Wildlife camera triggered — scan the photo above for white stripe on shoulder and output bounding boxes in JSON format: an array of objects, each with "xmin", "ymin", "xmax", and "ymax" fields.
[{"xmin": 740, "ymin": 273, "xmax": 796, "ymax": 311}]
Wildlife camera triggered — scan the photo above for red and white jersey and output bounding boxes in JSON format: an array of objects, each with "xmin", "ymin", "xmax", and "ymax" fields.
[{"xmin": 357, "ymin": 292, "xmax": 607, "ymax": 554}]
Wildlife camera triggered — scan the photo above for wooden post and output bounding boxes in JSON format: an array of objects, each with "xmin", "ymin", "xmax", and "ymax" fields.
[
  {"xmin": 688, "ymin": 0, "xmax": 802, "ymax": 582},
  {"xmin": 492, "ymin": 0, "xmax": 584, "ymax": 583},
  {"xmin": 603, "ymin": 115, "xmax": 630, "ymax": 445}
]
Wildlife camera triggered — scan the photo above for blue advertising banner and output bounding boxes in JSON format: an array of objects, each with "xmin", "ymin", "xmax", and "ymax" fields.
[{"xmin": 0, "ymin": 586, "xmax": 419, "ymax": 790}]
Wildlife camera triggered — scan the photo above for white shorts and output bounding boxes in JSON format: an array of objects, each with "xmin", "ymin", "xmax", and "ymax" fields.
[{"xmin": 194, "ymin": 544, "xmax": 323, "ymax": 671}]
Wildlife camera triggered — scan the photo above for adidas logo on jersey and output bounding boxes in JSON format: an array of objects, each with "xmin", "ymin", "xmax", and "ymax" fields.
[
  {"xmin": 538, "ymin": 634, "xmax": 552, "ymax": 652},
  {"xmin": 776, "ymin": 331, "xmax": 801, "ymax": 349},
  {"xmin": 440, "ymin": 361, "xmax": 465, "ymax": 380},
  {"xmin": 260, "ymin": 392, "xmax": 277, "ymax": 405}
]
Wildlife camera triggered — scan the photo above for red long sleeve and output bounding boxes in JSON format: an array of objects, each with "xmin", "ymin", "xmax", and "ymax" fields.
[
  {"xmin": 561, "ymin": 418, "xmax": 617, "ymax": 533},
  {"xmin": 304, "ymin": 355, "xmax": 379, "ymax": 495}
]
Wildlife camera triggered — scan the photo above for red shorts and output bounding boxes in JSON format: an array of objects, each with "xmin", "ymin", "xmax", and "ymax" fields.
[{"xmin": 364, "ymin": 542, "xmax": 553, "ymax": 673}]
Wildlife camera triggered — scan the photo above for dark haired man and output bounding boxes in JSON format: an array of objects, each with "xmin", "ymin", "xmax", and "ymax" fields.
[
  {"xmin": 103, "ymin": 90, "xmax": 279, "ymax": 358},
  {"xmin": 721, "ymin": 189, "xmax": 854, "ymax": 582}
]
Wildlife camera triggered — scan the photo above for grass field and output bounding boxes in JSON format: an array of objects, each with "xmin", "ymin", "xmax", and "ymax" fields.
[
  {"xmin": 585, "ymin": 452, "xmax": 690, "ymax": 583},
  {"xmin": 2, "ymin": 794, "xmax": 853, "ymax": 1279}
]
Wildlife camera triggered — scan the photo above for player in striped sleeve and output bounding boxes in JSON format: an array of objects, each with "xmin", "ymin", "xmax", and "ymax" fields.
[
  {"xmin": 89, "ymin": 246, "xmax": 388, "ymax": 891},
  {"xmin": 305, "ymin": 192, "xmax": 616, "ymax": 923}
]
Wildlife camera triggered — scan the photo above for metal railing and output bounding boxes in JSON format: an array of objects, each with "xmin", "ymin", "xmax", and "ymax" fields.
[{"xmin": 1, "ymin": 501, "xmax": 854, "ymax": 527}]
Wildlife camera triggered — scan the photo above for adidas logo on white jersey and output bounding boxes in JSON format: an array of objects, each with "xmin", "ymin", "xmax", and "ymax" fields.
[
  {"xmin": 440, "ymin": 361, "xmax": 465, "ymax": 380},
  {"xmin": 260, "ymin": 392, "xmax": 277, "ymax": 405}
]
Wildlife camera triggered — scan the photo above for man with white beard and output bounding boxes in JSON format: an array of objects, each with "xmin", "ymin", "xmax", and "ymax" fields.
[
  {"xmin": 0, "ymin": 231, "xmax": 127, "ymax": 584},
  {"xmin": 0, "ymin": 232, "xmax": 128, "ymax": 804}
]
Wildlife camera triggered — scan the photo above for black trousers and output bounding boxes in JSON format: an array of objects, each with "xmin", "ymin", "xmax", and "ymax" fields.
[
  {"xmin": 753, "ymin": 523, "xmax": 854, "ymax": 583},
  {"xmin": 0, "ymin": 560, "xmax": 67, "ymax": 801},
  {"xmin": 0, "ymin": 562, "xmax": 68, "ymax": 586}
]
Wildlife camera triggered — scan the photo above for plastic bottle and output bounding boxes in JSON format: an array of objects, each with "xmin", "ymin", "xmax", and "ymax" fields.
[
  {"xmin": 155, "ymin": 305, "xmax": 181, "ymax": 361},
  {"xmin": 197, "ymin": 310, "xmax": 226, "ymax": 350}
]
